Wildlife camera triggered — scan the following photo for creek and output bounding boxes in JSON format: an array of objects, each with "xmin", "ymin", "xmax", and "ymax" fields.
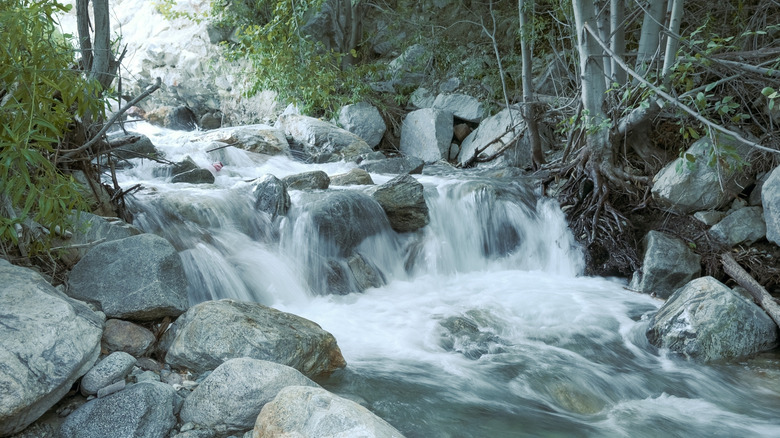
[{"xmin": 115, "ymin": 123, "xmax": 780, "ymax": 437}]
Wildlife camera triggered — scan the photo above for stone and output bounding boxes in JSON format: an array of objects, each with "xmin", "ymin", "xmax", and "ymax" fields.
[
  {"xmin": 457, "ymin": 108, "xmax": 529, "ymax": 169},
  {"xmin": 102, "ymin": 319, "xmax": 157, "ymax": 357},
  {"xmin": 282, "ymin": 170, "xmax": 330, "ymax": 191},
  {"xmin": 400, "ymin": 108, "xmax": 453, "ymax": 163},
  {"xmin": 453, "ymin": 123, "xmax": 472, "ymax": 142},
  {"xmin": 387, "ymin": 44, "xmax": 430, "ymax": 89},
  {"xmin": 347, "ymin": 252, "xmax": 386, "ymax": 291},
  {"xmin": 193, "ymin": 125, "xmax": 289, "ymax": 156},
  {"xmin": 330, "ymin": 168, "xmax": 374, "ymax": 186},
  {"xmin": 439, "ymin": 77, "xmax": 461, "ymax": 93},
  {"xmin": 763, "ymin": 165, "xmax": 780, "ymax": 245},
  {"xmin": 67, "ymin": 233, "xmax": 189, "ymax": 321},
  {"xmin": 338, "ymin": 102, "xmax": 386, "ymax": 148},
  {"xmin": 652, "ymin": 133, "xmax": 755, "ymax": 214},
  {"xmin": 359, "ymin": 156, "xmax": 424, "ymax": 175},
  {"xmin": 0, "ymin": 260, "xmax": 103, "ymax": 436},
  {"xmin": 631, "ymin": 231, "xmax": 701, "ymax": 299},
  {"xmin": 646, "ymin": 277, "xmax": 778, "ymax": 362},
  {"xmin": 172, "ymin": 168, "xmax": 216, "ymax": 184},
  {"xmin": 409, "ymin": 87, "xmax": 435, "ymax": 109},
  {"xmin": 180, "ymin": 358, "xmax": 319, "ymax": 433},
  {"xmin": 709, "ymin": 206, "xmax": 766, "ymax": 246},
  {"xmin": 159, "ymin": 299, "xmax": 346, "ymax": 378},
  {"xmin": 81, "ymin": 352, "xmax": 137, "ymax": 396},
  {"xmin": 693, "ymin": 210, "xmax": 726, "ymax": 226},
  {"xmin": 297, "ymin": 190, "xmax": 391, "ymax": 257},
  {"xmin": 432, "ymin": 93, "xmax": 485, "ymax": 123},
  {"xmin": 199, "ymin": 111, "xmax": 223, "ymax": 130},
  {"xmin": 439, "ymin": 315, "xmax": 504, "ymax": 360},
  {"xmin": 147, "ymin": 105, "xmax": 198, "ymax": 131},
  {"xmin": 251, "ymin": 174, "xmax": 291, "ymax": 219},
  {"xmin": 275, "ymin": 114, "xmax": 372, "ymax": 162},
  {"xmin": 53, "ymin": 212, "xmax": 143, "ymax": 268},
  {"xmin": 106, "ymin": 133, "xmax": 159, "ymax": 160},
  {"xmin": 58, "ymin": 382, "xmax": 178, "ymax": 438},
  {"xmin": 253, "ymin": 386, "xmax": 405, "ymax": 438},
  {"xmin": 370, "ymin": 174, "xmax": 430, "ymax": 233},
  {"xmin": 749, "ymin": 171, "xmax": 770, "ymax": 206}
]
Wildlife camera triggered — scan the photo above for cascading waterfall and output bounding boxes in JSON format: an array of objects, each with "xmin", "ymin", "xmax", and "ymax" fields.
[{"xmin": 116, "ymin": 123, "xmax": 780, "ymax": 437}]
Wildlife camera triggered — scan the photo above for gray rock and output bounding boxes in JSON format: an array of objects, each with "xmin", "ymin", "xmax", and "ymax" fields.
[
  {"xmin": 631, "ymin": 231, "xmax": 701, "ymax": 299},
  {"xmin": 763, "ymin": 165, "xmax": 780, "ymax": 245},
  {"xmin": 330, "ymin": 168, "xmax": 374, "ymax": 186},
  {"xmin": 652, "ymin": 133, "xmax": 755, "ymax": 214},
  {"xmin": 106, "ymin": 133, "xmax": 159, "ymax": 160},
  {"xmin": 254, "ymin": 386, "xmax": 405, "ymax": 438},
  {"xmin": 749, "ymin": 171, "xmax": 770, "ymax": 206},
  {"xmin": 194, "ymin": 125, "xmax": 289, "ymax": 156},
  {"xmin": 97, "ymin": 379, "xmax": 126, "ymax": 398},
  {"xmin": 102, "ymin": 319, "xmax": 157, "ymax": 357},
  {"xmin": 359, "ymin": 156, "xmax": 424, "ymax": 175},
  {"xmin": 199, "ymin": 111, "xmax": 223, "ymax": 130},
  {"xmin": 347, "ymin": 252, "xmax": 386, "ymax": 291},
  {"xmin": 81, "ymin": 352, "xmax": 137, "ymax": 396},
  {"xmin": 67, "ymin": 233, "xmax": 189, "ymax": 321},
  {"xmin": 370, "ymin": 174, "xmax": 430, "ymax": 233},
  {"xmin": 180, "ymin": 358, "xmax": 318, "ymax": 432},
  {"xmin": 409, "ymin": 87, "xmax": 435, "ymax": 109},
  {"xmin": 282, "ymin": 170, "xmax": 330, "ymax": 191},
  {"xmin": 400, "ymin": 108, "xmax": 453, "ymax": 163},
  {"xmin": 275, "ymin": 114, "xmax": 372, "ymax": 162},
  {"xmin": 692, "ymin": 210, "xmax": 726, "ymax": 226},
  {"xmin": 709, "ymin": 206, "xmax": 766, "ymax": 246},
  {"xmin": 58, "ymin": 382, "xmax": 178, "ymax": 438},
  {"xmin": 458, "ymin": 108, "xmax": 528, "ymax": 168},
  {"xmin": 387, "ymin": 44, "xmax": 430, "ymax": 89},
  {"xmin": 432, "ymin": 93, "xmax": 485, "ymax": 123},
  {"xmin": 439, "ymin": 77, "xmax": 461, "ymax": 93},
  {"xmin": 167, "ymin": 106, "xmax": 199, "ymax": 131},
  {"xmin": 171, "ymin": 168, "xmax": 215, "ymax": 184},
  {"xmin": 53, "ymin": 212, "xmax": 143, "ymax": 268},
  {"xmin": 439, "ymin": 315, "xmax": 504, "ymax": 360},
  {"xmin": 646, "ymin": 277, "xmax": 778, "ymax": 362},
  {"xmin": 298, "ymin": 190, "xmax": 391, "ymax": 257},
  {"xmin": 159, "ymin": 299, "xmax": 346, "ymax": 377},
  {"xmin": 251, "ymin": 174, "xmax": 290, "ymax": 218},
  {"xmin": 0, "ymin": 260, "xmax": 103, "ymax": 437},
  {"xmin": 338, "ymin": 102, "xmax": 386, "ymax": 148},
  {"xmin": 135, "ymin": 371, "xmax": 161, "ymax": 383}
]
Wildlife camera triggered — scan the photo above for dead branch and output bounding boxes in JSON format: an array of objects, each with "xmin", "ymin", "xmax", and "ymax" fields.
[{"xmin": 721, "ymin": 252, "xmax": 780, "ymax": 328}]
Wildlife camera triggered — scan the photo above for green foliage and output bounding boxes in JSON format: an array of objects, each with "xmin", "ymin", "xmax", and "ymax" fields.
[{"xmin": 0, "ymin": 0, "xmax": 105, "ymax": 249}]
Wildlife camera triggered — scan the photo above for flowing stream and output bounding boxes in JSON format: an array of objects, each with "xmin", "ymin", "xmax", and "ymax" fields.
[{"xmin": 114, "ymin": 123, "xmax": 780, "ymax": 437}]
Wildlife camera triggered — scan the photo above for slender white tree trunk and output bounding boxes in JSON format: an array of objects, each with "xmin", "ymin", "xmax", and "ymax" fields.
[
  {"xmin": 76, "ymin": 0, "xmax": 115, "ymax": 90},
  {"xmin": 610, "ymin": 0, "xmax": 626, "ymax": 85},
  {"xmin": 635, "ymin": 0, "xmax": 668, "ymax": 77},
  {"xmin": 595, "ymin": 0, "xmax": 612, "ymax": 88},
  {"xmin": 519, "ymin": 0, "xmax": 544, "ymax": 167},
  {"xmin": 661, "ymin": 0, "xmax": 685, "ymax": 81}
]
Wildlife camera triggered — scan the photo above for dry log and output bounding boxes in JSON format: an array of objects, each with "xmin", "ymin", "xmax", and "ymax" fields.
[{"xmin": 721, "ymin": 252, "xmax": 780, "ymax": 328}]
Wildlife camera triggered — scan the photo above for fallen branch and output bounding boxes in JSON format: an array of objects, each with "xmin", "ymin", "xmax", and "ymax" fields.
[
  {"xmin": 721, "ymin": 252, "xmax": 780, "ymax": 328},
  {"xmin": 583, "ymin": 23, "xmax": 780, "ymax": 155},
  {"xmin": 59, "ymin": 77, "xmax": 162, "ymax": 162}
]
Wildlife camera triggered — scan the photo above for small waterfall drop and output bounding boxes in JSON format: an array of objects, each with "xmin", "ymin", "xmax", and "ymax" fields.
[{"xmin": 115, "ymin": 123, "xmax": 780, "ymax": 438}]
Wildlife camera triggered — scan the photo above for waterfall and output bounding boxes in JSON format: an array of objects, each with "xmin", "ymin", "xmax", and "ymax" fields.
[{"xmin": 115, "ymin": 123, "xmax": 780, "ymax": 438}]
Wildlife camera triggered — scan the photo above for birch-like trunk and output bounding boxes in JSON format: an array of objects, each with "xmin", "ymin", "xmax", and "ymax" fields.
[
  {"xmin": 661, "ymin": 0, "xmax": 685, "ymax": 81},
  {"xmin": 519, "ymin": 0, "xmax": 544, "ymax": 167},
  {"xmin": 610, "ymin": 0, "xmax": 626, "ymax": 85},
  {"xmin": 76, "ymin": 0, "xmax": 115, "ymax": 90},
  {"xmin": 635, "ymin": 0, "xmax": 668, "ymax": 78}
]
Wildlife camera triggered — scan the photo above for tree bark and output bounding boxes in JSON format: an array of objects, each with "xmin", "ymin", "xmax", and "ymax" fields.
[
  {"xmin": 721, "ymin": 253, "xmax": 780, "ymax": 329},
  {"xmin": 76, "ymin": 0, "xmax": 115, "ymax": 90},
  {"xmin": 519, "ymin": 0, "xmax": 544, "ymax": 168},
  {"xmin": 610, "ymin": 0, "xmax": 626, "ymax": 84},
  {"xmin": 634, "ymin": 0, "xmax": 668, "ymax": 78},
  {"xmin": 661, "ymin": 0, "xmax": 684, "ymax": 81}
]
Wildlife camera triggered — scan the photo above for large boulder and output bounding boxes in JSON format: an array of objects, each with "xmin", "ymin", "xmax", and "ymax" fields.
[
  {"xmin": 370, "ymin": 174, "xmax": 430, "ymax": 233},
  {"xmin": 193, "ymin": 125, "xmax": 290, "ymax": 156},
  {"xmin": 709, "ymin": 206, "xmax": 766, "ymax": 246},
  {"xmin": 338, "ymin": 102, "xmax": 386, "ymax": 148},
  {"xmin": 646, "ymin": 277, "xmax": 778, "ymax": 362},
  {"xmin": 275, "ymin": 114, "xmax": 373, "ymax": 162},
  {"xmin": 652, "ymin": 134, "xmax": 754, "ymax": 214},
  {"xmin": 0, "ymin": 260, "xmax": 104, "ymax": 437},
  {"xmin": 180, "ymin": 358, "xmax": 318, "ymax": 433},
  {"xmin": 630, "ymin": 231, "xmax": 701, "ymax": 299},
  {"xmin": 171, "ymin": 168, "xmax": 215, "ymax": 184},
  {"xmin": 159, "ymin": 299, "xmax": 346, "ymax": 378},
  {"xmin": 101, "ymin": 319, "xmax": 156, "ymax": 357},
  {"xmin": 432, "ymin": 93, "xmax": 485, "ymax": 123},
  {"xmin": 298, "ymin": 190, "xmax": 392, "ymax": 257},
  {"xmin": 457, "ymin": 108, "xmax": 529, "ymax": 168},
  {"xmin": 253, "ymin": 386, "xmax": 405, "ymax": 438},
  {"xmin": 67, "ymin": 234, "xmax": 189, "ymax": 321},
  {"xmin": 282, "ymin": 170, "xmax": 330, "ymax": 191},
  {"xmin": 54, "ymin": 212, "xmax": 143, "ymax": 268},
  {"xmin": 330, "ymin": 168, "xmax": 375, "ymax": 186},
  {"xmin": 400, "ymin": 108, "xmax": 453, "ymax": 163},
  {"xmin": 105, "ymin": 133, "xmax": 159, "ymax": 160},
  {"xmin": 58, "ymin": 382, "xmax": 178, "ymax": 438},
  {"xmin": 763, "ymin": 165, "xmax": 780, "ymax": 245},
  {"xmin": 359, "ymin": 156, "xmax": 424, "ymax": 175},
  {"xmin": 251, "ymin": 174, "xmax": 291, "ymax": 219}
]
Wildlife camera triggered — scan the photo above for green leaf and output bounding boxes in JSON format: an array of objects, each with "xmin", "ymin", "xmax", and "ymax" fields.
[{"xmin": 763, "ymin": 87, "xmax": 777, "ymax": 97}]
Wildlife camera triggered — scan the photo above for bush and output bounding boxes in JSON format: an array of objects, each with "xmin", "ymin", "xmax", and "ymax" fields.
[{"xmin": 0, "ymin": 0, "xmax": 106, "ymax": 251}]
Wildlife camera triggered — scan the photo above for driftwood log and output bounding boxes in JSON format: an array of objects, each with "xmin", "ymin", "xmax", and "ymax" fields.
[{"xmin": 721, "ymin": 252, "xmax": 780, "ymax": 328}]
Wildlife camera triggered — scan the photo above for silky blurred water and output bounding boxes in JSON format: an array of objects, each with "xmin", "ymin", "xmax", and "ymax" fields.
[{"xmin": 116, "ymin": 123, "xmax": 780, "ymax": 437}]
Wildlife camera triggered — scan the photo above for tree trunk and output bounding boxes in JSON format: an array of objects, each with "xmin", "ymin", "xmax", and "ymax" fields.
[
  {"xmin": 76, "ymin": 0, "xmax": 115, "ymax": 91},
  {"xmin": 635, "ymin": 0, "xmax": 668, "ymax": 78},
  {"xmin": 519, "ymin": 0, "xmax": 544, "ymax": 168},
  {"xmin": 661, "ymin": 0, "xmax": 685, "ymax": 82},
  {"xmin": 572, "ymin": 0, "xmax": 609, "ymax": 144},
  {"xmin": 610, "ymin": 0, "xmax": 626, "ymax": 84},
  {"xmin": 595, "ymin": 0, "xmax": 612, "ymax": 88}
]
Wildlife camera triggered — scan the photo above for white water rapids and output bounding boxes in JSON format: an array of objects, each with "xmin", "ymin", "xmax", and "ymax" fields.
[{"xmin": 113, "ymin": 123, "xmax": 780, "ymax": 437}]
